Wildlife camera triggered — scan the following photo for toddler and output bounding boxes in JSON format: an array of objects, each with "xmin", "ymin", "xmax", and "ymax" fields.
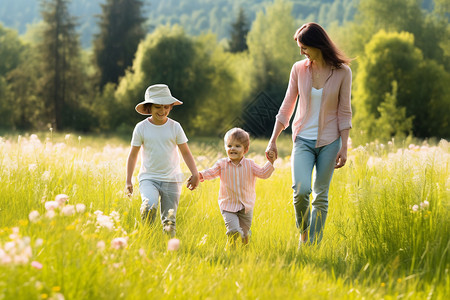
[{"xmin": 199, "ymin": 128, "xmax": 275, "ymax": 247}]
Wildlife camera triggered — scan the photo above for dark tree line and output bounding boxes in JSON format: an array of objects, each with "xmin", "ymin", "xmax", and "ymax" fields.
[
  {"xmin": 93, "ymin": 0, "xmax": 146, "ymax": 89},
  {"xmin": 0, "ymin": 0, "xmax": 448, "ymax": 144}
]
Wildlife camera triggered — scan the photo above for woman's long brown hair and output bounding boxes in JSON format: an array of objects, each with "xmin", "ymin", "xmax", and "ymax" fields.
[{"xmin": 294, "ymin": 22, "xmax": 351, "ymax": 68}]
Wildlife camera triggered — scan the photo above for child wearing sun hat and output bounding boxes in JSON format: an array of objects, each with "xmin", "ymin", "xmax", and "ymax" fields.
[{"xmin": 126, "ymin": 84, "xmax": 199, "ymax": 237}]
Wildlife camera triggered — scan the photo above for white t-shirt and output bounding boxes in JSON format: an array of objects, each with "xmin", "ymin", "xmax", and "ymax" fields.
[
  {"xmin": 298, "ymin": 87, "xmax": 323, "ymax": 140},
  {"xmin": 131, "ymin": 118, "xmax": 188, "ymax": 182}
]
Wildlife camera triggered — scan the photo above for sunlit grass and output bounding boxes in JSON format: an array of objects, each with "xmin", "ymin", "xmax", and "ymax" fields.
[{"xmin": 0, "ymin": 133, "xmax": 448, "ymax": 299}]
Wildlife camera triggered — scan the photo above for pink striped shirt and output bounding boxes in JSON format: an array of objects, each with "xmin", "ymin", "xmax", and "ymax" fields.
[{"xmin": 200, "ymin": 157, "xmax": 274, "ymax": 213}]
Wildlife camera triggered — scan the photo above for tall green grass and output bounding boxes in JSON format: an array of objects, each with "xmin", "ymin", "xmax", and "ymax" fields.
[{"xmin": 0, "ymin": 133, "xmax": 448, "ymax": 299}]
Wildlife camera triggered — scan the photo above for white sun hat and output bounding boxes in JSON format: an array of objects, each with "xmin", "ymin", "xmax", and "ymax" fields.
[{"xmin": 135, "ymin": 84, "xmax": 183, "ymax": 115}]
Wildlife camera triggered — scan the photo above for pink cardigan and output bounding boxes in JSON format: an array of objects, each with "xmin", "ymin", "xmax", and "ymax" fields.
[{"xmin": 276, "ymin": 59, "xmax": 352, "ymax": 148}]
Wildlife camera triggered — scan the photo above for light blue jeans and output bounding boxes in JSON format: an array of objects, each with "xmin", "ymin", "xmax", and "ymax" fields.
[
  {"xmin": 139, "ymin": 179, "xmax": 181, "ymax": 227},
  {"xmin": 291, "ymin": 137, "xmax": 341, "ymax": 244}
]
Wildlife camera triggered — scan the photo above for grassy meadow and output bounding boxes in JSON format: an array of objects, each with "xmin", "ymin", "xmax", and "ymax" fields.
[{"xmin": 0, "ymin": 132, "xmax": 449, "ymax": 299}]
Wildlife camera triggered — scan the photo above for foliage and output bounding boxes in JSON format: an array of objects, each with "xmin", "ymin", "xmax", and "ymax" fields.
[
  {"xmin": 5, "ymin": 46, "xmax": 43, "ymax": 130},
  {"xmin": 0, "ymin": 134, "xmax": 448, "ymax": 299},
  {"xmin": 0, "ymin": 24, "xmax": 43, "ymax": 130},
  {"xmin": 357, "ymin": 0, "xmax": 449, "ymax": 68},
  {"xmin": 0, "ymin": 25, "xmax": 23, "ymax": 129},
  {"xmin": 352, "ymin": 30, "xmax": 450, "ymax": 144},
  {"xmin": 93, "ymin": 0, "xmax": 146, "ymax": 89},
  {"xmin": 0, "ymin": 25, "xmax": 24, "ymax": 76},
  {"xmin": 374, "ymin": 81, "xmax": 413, "ymax": 142},
  {"xmin": 246, "ymin": 0, "xmax": 298, "ymax": 99}
]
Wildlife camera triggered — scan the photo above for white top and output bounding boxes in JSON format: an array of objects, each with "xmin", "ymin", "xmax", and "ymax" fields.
[
  {"xmin": 131, "ymin": 118, "xmax": 188, "ymax": 182},
  {"xmin": 298, "ymin": 87, "xmax": 323, "ymax": 140}
]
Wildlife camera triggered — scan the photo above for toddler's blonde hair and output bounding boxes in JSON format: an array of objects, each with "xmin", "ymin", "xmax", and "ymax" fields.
[{"xmin": 224, "ymin": 128, "xmax": 250, "ymax": 150}]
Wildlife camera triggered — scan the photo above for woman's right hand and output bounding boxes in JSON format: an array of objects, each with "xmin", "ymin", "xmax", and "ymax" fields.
[
  {"xmin": 126, "ymin": 182, "xmax": 133, "ymax": 196},
  {"xmin": 265, "ymin": 142, "xmax": 278, "ymax": 161}
]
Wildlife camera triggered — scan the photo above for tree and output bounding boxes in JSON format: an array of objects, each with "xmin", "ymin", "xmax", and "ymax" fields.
[
  {"xmin": 353, "ymin": 30, "xmax": 450, "ymax": 143},
  {"xmin": 357, "ymin": 0, "xmax": 448, "ymax": 66},
  {"xmin": 246, "ymin": 0, "xmax": 298, "ymax": 99},
  {"xmin": 0, "ymin": 23, "xmax": 41, "ymax": 130},
  {"xmin": 0, "ymin": 25, "xmax": 21, "ymax": 128},
  {"xmin": 228, "ymin": 7, "xmax": 249, "ymax": 53},
  {"xmin": 374, "ymin": 81, "xmax": 413, "ymax": 142},
  {"xmin": 38, "ymin": 0, "xmax": 86, "ymax": 130},
  {"xmin": 0, "ymin": 25, "xmax": 24, "ymax": 76},
  {"xmin": 93, "ymin": 0, "xmax": 146, "ymax": 89},
  {"xmin": 6, "ymin": 47, "xmax": 43, "ymax": 130}
]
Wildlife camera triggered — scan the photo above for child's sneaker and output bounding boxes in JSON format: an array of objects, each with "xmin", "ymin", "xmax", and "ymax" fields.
[
  {"xmin": 297, "ymin": 231, "xmax": 308, "ymax": 250},
  {"xmin": 163, "ymin": 224, "xmax": 176, "ymax": 237}
]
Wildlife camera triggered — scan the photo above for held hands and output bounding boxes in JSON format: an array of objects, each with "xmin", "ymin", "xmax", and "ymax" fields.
[
  {"xmin": 186, "ymin": 173, "xmax": 200, "ymax": 190},
  {"xmin": 267, "ymin": 150, "xmax": 276, "ymax": 164},
  {"xmin": 265, "ymin": 143, "xmax": 278, "ymax": 164}
]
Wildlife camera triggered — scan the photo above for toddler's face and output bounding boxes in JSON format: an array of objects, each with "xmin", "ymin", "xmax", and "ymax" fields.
[{"xmin": 225, "ymin": 138, "xmax": 247, "ymax": 164}]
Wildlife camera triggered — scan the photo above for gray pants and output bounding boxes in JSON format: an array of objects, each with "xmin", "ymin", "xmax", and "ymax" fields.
[
  {"xmin": 221, "ymin": 208, "xmax": 253, "ymax": 238},
  {"xmin": 139, "ymin": 179, "xmax": 181, "ymax": 227}
]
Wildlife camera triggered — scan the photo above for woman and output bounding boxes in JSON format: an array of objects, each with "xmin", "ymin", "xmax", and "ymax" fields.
[{"xmin": 266, "ymin": 22, "xmax": 352, "ymax": 245}]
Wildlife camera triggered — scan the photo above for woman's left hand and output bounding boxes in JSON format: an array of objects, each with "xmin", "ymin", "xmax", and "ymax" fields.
[{"xmin": 335, "ymin": 147, "xmax": 347, "ymax": 169}]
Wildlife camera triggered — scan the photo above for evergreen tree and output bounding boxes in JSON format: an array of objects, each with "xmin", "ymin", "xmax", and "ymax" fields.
[
  {"xmin": 229, "ymin": 7, "xmax": 249, "ymax": 53},
  {"xmin": 93, "ymin": 0, "xmax": 146, "ymax": 89},
  {"xmin": 38, "ymin": 0, "xmax": 84, "ymax": 130},
  {"xmin": 375, "ymin": 81, "xmax": 413, "ymax": 142}
]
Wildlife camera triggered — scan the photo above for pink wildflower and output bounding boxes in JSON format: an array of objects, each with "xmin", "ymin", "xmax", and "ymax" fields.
[
  {"xmin": 167, "ymin": 238, "xmax": 180, "ymax": 251},
  {"xmin": 111, "ymin": 237, "xmax": 128, "ymax": 250},
  {"xmin": 55, "ymin": 194, "xmax": 69, "ymax": 206},
  {"xmin": 31, "ymin": 261, "xmax": 43, "ymax": 269},
  {"xmin": 45, "ymin": 210, "xmax": 56, "ymax": 219}
]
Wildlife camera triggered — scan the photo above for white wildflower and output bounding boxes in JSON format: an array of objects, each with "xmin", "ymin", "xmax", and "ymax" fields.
[
  {"xmin": 420, "ymin": 201, "xmax": 429, "ymax": 209},
  {"xmin": 28, "ymin": 211, "xmax": 40, "ymax": 223},
  {"xmin": 75, "ymin": 203, "xmax": 86, "ymax": 213},
  {"xmin": 61, "ymin": 205, "xmax": 75, "ymax": 216},
  {"xmin": 45, "ymin": 201, "xmax": 59, "ymax": 211}
]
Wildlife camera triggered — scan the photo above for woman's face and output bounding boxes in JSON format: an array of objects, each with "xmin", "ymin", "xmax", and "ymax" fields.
[{"xmin": 297, "ymin": 40, "xmax": 321, "ymax": 62}]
